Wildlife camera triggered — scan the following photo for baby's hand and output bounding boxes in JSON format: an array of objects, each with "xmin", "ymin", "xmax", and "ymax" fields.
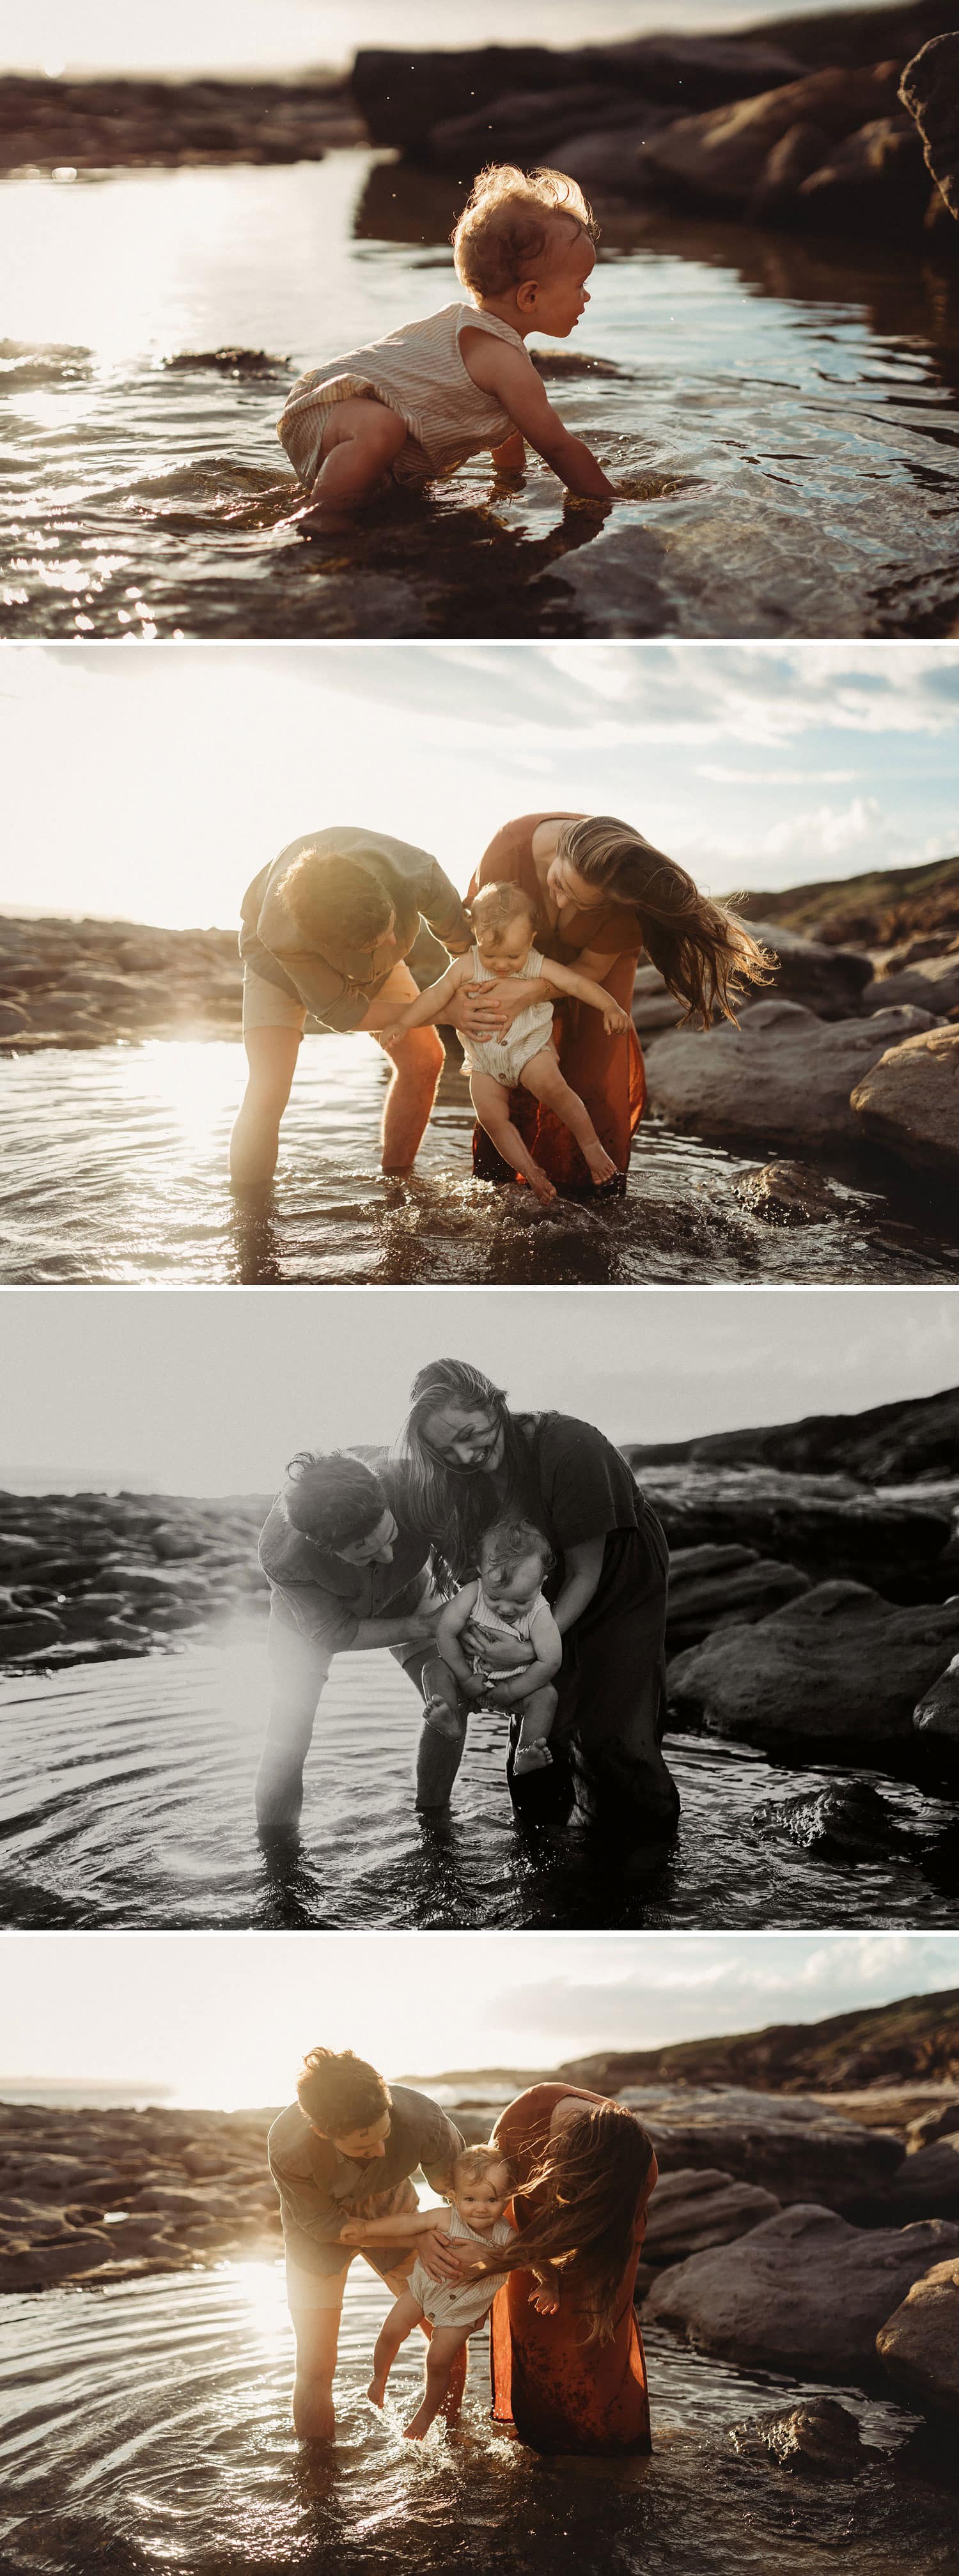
[
  {"xmin": 529, "ymin": 2283, "xmax": 560, "ymax": 2315},
  {"xmin": 339, "ymin": 2220, "xmax": 368, "ymax": 2243},
  {"xmin": 378, "ymin": 1023, "xmax": 405, "ymax": 1049},
  {"xmin": 602, "ymin": 1001, "xmax": 632, "ymax": 1034}
]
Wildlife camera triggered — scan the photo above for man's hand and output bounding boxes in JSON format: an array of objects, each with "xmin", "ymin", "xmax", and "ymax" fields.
[{"xmin": 416, "ymin": 2224, "xmax": 466, "ymax": 2283}]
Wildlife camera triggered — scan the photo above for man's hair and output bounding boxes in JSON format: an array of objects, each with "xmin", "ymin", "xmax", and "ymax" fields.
[
  {"xmin": 480, "ymin": 1516, "xmax": 554, "ymax": 1579},
  {"xmin": 284, "ymin": 1450, "xmax": 387, "ymax": 1549},
  {"xmin": 470, "ymin": 880, "xmax": 540, "ymax": 940},
  {"xmin": 297, "ymin": 2047, "xmax": 391, "ymax": 2138},
  {"xmin": 279, "ymin": 849, "xmax": 394, "ymax": 950},
  {"xmin": 453, "ymin": 163, "xmax": 598, "ymax": 302},
  {"xmin": 453, "ymin": 2144, "xmax": 513, "ymax": 2188}
]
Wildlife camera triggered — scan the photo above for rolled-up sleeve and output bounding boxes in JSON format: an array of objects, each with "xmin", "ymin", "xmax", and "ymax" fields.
[
  {"xmin": 267, "ymin": 2148, "xmax": 344, "ymax": 2251},
  {"xmin": 266, "ymin": 1576, "xmax": 359, "ymax": 1653},
  {"xmin": 278, "ymin": 953, "xmax": 370, "ymax": 1034},
  {"xmin": 417, "ymin": 859, "xmax": 472, "ymax": 957},
  {"xmin": 419, "ymin": 2107, "xmax": 467, "ymax": 2187}
]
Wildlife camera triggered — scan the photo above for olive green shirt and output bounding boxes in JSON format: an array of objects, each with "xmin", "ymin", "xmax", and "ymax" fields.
[{"xmin": 239, "ymin": 825, "xmax": 471, "ymax": 1032}]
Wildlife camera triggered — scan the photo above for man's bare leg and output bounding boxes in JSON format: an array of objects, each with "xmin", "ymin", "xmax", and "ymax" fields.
[
  {"xmin": 520, "ymin": 1046, "xmax": 617, "ymax": 1186},
  {"xmin": 469, "ymin": 1070, "xmax": 556, "ymax": 1206},
  {"xmin": 361, "ymin": 965, "xmax": 445, "ymax": 1173},
  {"xmin": 290, "ymin": 2302, "xmax": 342, "ymax": 2443},
  {"xmin": 416, "ymin": 1654, "xmax": 468, "ymax": 1810},
  {"xmin": 230, "ymin": 1025, "xmax": 300, "ymax": 1188},
  {"xmin": 296, "ymin": 398, "xmax": 408, "ymax": 527},
  {"xmin": 255, "ymin": 1622, "xmax": 329, "ymax": 1842}
]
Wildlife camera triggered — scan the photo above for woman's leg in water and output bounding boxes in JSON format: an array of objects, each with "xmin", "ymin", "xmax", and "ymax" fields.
[
  {"xmin": 569, "ymin": 1606, "xmax": 679, "ymax": 1839},
  {"xmin": 230, "ymin": 1025, "xmax": 300, "ymax": 1188}
]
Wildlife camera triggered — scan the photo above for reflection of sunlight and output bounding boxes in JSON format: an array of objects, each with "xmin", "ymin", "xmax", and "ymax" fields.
[
  {"xmin": 235, "ymin": 2259, "xmax": 289, "ymax": 2338},
  {"xmin": 143, "ymin": 1039, "xmax": 241, "ymax": 1146},
  {"xmin": 2, "ymin": 171, "xmax": 242, "ymax": 366}
]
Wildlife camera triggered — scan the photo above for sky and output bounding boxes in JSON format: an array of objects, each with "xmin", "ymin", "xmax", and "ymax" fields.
[
  {"xmin": 2, "ymin": 0, "xmax": 841, "ymax": 79},
  {"xmin": 1, "ymin": 1930, "xmax": 955, "ymax": 2106},
  {"xmin": 3, "ymin": 1284, "xmax": 957, "ymax": 1491},
  {"xmin": 3, "ymin": 644, "xmax": 957, "ymax": 927}
]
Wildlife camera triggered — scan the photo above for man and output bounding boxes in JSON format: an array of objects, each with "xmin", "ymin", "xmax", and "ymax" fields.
[
  {"xmin": 230, "ymin": 825, "xmax": 476, "ymax": 1184},
  {"xmin": 254, "ymin": 1447, "xmax": 439, "ymax": 1842},
  {"xmin": 268, "ymin": 2045, "xmax": 466, "ymax": 2440}
]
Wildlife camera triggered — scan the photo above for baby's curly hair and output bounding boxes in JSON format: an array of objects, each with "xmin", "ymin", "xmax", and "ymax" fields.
[
  {"xmin": 452, "ymin": 2144, "xmax": 514, "ymax": 2189},
  {"xmin": 469, "ymin": 879, "xmax": 541, "ymax": 940},
  {"xmin": 452, "ymin": 163, "xmax": 598, "ymax": 303}
]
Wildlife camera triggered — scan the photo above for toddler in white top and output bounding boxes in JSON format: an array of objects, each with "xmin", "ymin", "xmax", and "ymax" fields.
[
  {"xmin": 339, "ymin": 2145, "xmax": 516, "ymax": 2441},
  {"xmin": 425, "ymin": 1517, "xmax": 562, "ymax": 1779},
  {"xmin": 380, "ymin": 878, "xmax": 632, "ymax": 1202},
  {"xmin": 279, "ymin": 162, "xmax": 616, "ymax": 525}
]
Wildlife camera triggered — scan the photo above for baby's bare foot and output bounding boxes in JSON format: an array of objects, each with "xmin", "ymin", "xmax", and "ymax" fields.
[
  {"xmin": 513, "ymin": 1744, "xmax": 552, "ymax": 1775},
  {"xmin": 584, "ymin": 1142, "xmax": 617, "ymax": 1184},
  {"xmin": 367, "ymin": 2375, "xmax": 387, "ymax": 2407},
  {"xmin": 403, "ymin": 2405, "xmax": 432, "ymax": 2441},
  {"xmin": 527, "ymin": 1165, "xmax": 557, "ymax": 1206}
]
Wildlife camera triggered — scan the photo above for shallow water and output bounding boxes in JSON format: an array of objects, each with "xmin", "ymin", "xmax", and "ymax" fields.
[
  {"xmin": 1, "ymin": 1620, "xmax": 957, "ymax": 1930},
  {"xmin": 0, "ymin": 2262, "xmax": 947, "ymax": 2576},
  {"xmin": 6, "ymin": 153, "xmax": 959, "ymax": 640},
  {"xmin": 2, "ymin": 1036, "xmax": 958, "ymax": 1286}
]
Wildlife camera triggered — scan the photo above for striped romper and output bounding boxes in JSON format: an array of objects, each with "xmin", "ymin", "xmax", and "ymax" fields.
[{"xmin": 277, "ymin": 303, "xmax": 525, "ymax": 492}]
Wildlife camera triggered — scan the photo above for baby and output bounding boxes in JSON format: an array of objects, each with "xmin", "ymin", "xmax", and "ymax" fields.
[
  {"xmin": 339, "ymin": 2145, "xmax": 516, "ymax": 2442},
  {"xmin": 425, "ymin": 1517, "xmax": 561, "ymax": 1778},
  {"xmin": 380, "ymin": 879, "xmax": 632, "ymax": 1202},
  {"xmin": 278, "ymin": 163, "xmax": 615, "ymax": 522}
]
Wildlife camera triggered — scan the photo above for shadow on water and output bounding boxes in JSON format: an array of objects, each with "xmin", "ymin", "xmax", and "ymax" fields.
[
  {"xmin": 6, "ymin": 150, "xmax": 959, "ymax": 639},
  {"xmin": 1, "ymin": 1621, "xmax": 957, "ymax": 1930},
  {"xmin": 1, "ymin": 1038, "xmax": 958, "ymax": 1286},
  {"xmin": 0, "ymin": 2264, "xmax": 954, "ymax": 2576}
]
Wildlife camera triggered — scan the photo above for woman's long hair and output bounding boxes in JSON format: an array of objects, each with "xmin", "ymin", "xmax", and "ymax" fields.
[
  {"xmin": 400, "ymin": 1359, "xmax": 543, "ymax": 1595},
  {"xmin": 559, "ymin": 816, "xmax": 774, "ymax": 1026},
  {"xmin": 477, "ymin": 2103, "xmax": 656, "ymax": 2344}
]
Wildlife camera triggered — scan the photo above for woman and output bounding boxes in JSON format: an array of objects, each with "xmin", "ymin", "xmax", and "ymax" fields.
[
  {"xmin": 464, "ymin": 812, "xmax": 770, "ymax": 1193},
  {"xmin": 487, "ymin": 2082, "xmax": 658, "ymax": 2455},
  {"xmin": 401, "ymin": 1357, "xmax": 679, "ymax": 1840}
]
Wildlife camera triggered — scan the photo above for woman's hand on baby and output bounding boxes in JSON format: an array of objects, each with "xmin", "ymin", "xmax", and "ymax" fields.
[
  {"xmin": 450, "ymin": 980, "xmax": 526, "ymax": 1039},
  {"xmin": 602, "ymin": 1000, "xmax": 632, "ymax": 1034},
  {"xmin": 463, "ymin": 1625, "xmax": 534, "ymax": 1671}
]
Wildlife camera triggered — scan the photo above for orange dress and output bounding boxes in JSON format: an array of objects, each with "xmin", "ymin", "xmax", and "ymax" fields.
[
  {"xmin": 489, "ymin": 2083, "xmax": 652, "ymax": 2456},
  {"xmin": 467, "ymin": 814, "xmax": 646, "ymax": 1195}
]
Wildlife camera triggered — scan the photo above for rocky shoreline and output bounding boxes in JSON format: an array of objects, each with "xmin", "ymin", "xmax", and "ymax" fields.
[
  {"xmin": 4, "ymin": 1988, "xmax": 959, "ymax": 2427},
  {"xmin": 3, "ymin": 1, "xmax": 959, "ymax": 245},
  {"xmin": 3, "ymin": 1385, "xmax": 958, "ymax": 1790}
]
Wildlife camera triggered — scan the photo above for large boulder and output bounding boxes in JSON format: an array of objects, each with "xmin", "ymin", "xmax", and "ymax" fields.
[
  {"xmin": 882, "ymin": 2138, "xmax": 959, "ymax": 2219},
  {"xmin": 795, "ymin": 111, "xmax": 928, "ymax": 228},
  {"xmin": 877, "ymin": 2254, "xmax": 959, "ymax": 2419},
  {"xmin": 863, "ymin": 951, "xmax": 959, "ymax": 1014},
  {"xmin": 665, "ymin": 1542, "xmax": 810, "ymax": 1647},
  {"xmin": 900, "ymin": 30, "xmax": 959, "ymax": 217},
  {"xmin": 639, "ymin": 1465, "xmax": 951, "ymax": 1592},
  {"xmin": 644, "ymin": 999, "xmax": 936, "ymax": 1153},
  {"xmin": 914, "ymin": 1655, "xmax": 959, "ymax": 1739},
  {"xmin": 644, "ymin": 2203, "xmax": 959, "ymax": 2374},
  {"xmin": 643, "ymin": 61, "xmax": 903, "ymax": 206},
  {"xmin": 350, "ymin": 36, "xmax": 804, "ymax": 150},
  {"xmin": 643, "ymin": 2166, "xmax": 781, "ymax": 2262},
  {"xmin": 667, "ymin": 1581, "xmax": 959, "ymax": 1744},
  {"xmin": 850, "ymin": 1023, "xmax": 959, "ymax": 1177},
  {"xmin": 620, "ymin": 2087, "xmax": 903, "ymax": 2208},
  {"xmin": 634, "ymin": 925, "xmax": 871, "ymax": 1036}
]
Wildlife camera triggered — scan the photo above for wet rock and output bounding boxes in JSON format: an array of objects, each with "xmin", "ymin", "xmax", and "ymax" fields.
[
  {"xmin": 350, "ymin": 37, "xmax": 804, "ymax": 151},
  {"xmin": 0, "ymin": 74, "xmax": 363, "ymax": 176},
  {"xmin": 0, "ymin": 2099, "xmax": 284, "ymax": 2288},
  {"xmin": 0, "ymin": 1611, "xmax": 65, "ymax": 1653},
  {"xmin": 644, "ymin": 2202, "xmax": 959, "ymax": 2373},
  {"xmin": 851, "ymin": 1024, "xmax": 959, "ymax": 1179},
  {"xmin": 644, "ymin": 999, "xmax": 937, "ymax": 1154},
  {"xmin": 667, "ymin": 1580, "xmax": 959, "ymax": 1745},
  {"xmin": 882, "ymin": 2138, "xmax": 959, "ymax": 2219},
  {"xmin": 621, "ymin": 2087, "xmax": 904, "ymax": 2208},
  {"xmin": 666, "ymin": 1542, "xmax": 809, "ymax": 1647},
  {"xmin": 639, "ymin": 1464, "xmax": 951, "ymax": 1592},
  {"xmin": 643, "ymin": 62, "xmax": 904, "ymax": 209},
  {"xmin": 914, "ymin": 1655, "xmax": 959, "ymax": 1739},
  {"xmin": 742, "ymin": 920, "xmax": 873, "ymax": 1019},
  {"xmin": 751, "ymin": 119, "xmax": 832, "ymax": 215},
  {"xmin": 864, "ymin": 951, "xmax": 959, "ymax": 1014},
  {"xmin": 900, "ymin": 30, "xmax": 959, "ymax": 217},
  {"xmin": 740, "ymin": 2395, "xmax": 880, "ymax": 2474},
  {"xmin": 751, "ymin": 1778, "xmax": 911, "ymax": 1859},
  {"xmin": 877, "ymin": 2254, "xmax": 959, "ymax": 2418},
  {"xmin": 797, "ymin": 111, "xmax": 928, "ymax": 228},
  {"xmin": 733, "ymin": 1160, "xmax": 848, "ymax": 1225},
  {"xmin": 643, "ymin": 2166, "xmax": 781, "ymax": 2262}
]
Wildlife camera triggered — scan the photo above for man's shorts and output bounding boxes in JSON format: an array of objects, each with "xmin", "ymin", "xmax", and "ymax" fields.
[
  {"xmin": 242, "ymin": 965, "xmax": 307, "ymax": 1037},
  {"xmin": 285, "ymin": 2242, "xmax": 417, "ymax": 2313}
]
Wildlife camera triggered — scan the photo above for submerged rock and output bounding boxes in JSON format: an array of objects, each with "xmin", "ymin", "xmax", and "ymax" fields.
[
  {"xmin": 851, "ymin": 1025, "xmax": 959, "ymax": 1178},
  {"xmin": 667, "ymin": 1581, "xmax": 959, "ymax": 1744},
  {"xmin": 644, "ymin": 2201, "xmax": 959, "ymax": 2373},
  {"xmin": 734, "ymin": 1160, "xmax": 848, "ymax": 1225},
  {"xmin": 751, "ymin": 1778, "xmax": 911, "ymax": 1859},
  {"xmin": 878, "ymin": 2253, "xmax": 959, "ymax": 2418},
  {"xmin": 900, "ymin": 29, "xmax": 959, "ymax": 216},
  {"xmin": 737, "ymin": 2394, "xmax": 881, "ymax": 2474},
  {"xmin": 644, "ymin": 999, "xmax": 937, "ymax": 1154}
]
